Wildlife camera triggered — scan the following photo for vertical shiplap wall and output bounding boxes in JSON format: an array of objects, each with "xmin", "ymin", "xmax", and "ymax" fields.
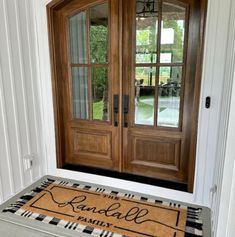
[{"xmin": 0, "ymin": 0, "xmax": 45, "ymax": 204}]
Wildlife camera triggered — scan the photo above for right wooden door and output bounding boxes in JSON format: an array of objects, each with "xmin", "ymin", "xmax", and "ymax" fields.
[{"xmin": 122, "ymin": 0, "xmax": 206, "ymax": 191}]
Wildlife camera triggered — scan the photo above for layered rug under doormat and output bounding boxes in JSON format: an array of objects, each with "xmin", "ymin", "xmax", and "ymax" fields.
[{"xmin": 2, "ymin": 178, "xmax": 205, "ymax": 237}]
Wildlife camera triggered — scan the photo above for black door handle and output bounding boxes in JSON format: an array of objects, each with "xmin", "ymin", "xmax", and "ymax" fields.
[
  {"xmin": 113, "ymin": 95, "xmax": 119, "ymax": 126},
  {"xmin": 123, "ymin": 95, "xmax": 129, "ymax": 128}
]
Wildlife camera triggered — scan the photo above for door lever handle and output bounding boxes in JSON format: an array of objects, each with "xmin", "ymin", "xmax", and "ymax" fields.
[
  {"xmin": 113, "ymin": 95, "xmax": 119, "ymax": 126},
  {"xmin": 123, "ymin": 95, "xmax": 129, "ymax": 128}
]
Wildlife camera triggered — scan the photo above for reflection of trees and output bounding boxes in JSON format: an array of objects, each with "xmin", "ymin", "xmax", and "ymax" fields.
[
  {"xmin": 92, "ymin": 68, "xmax": 108, "ymax": 120},
  {"xmin": 161, "ymin": 20, "xmax": 184, "ymax": 63},
  {"xmin": 136, "ymin": 18, "xmax": 157, "ymax": 86},
  {"xmin": 90, "ymin": 25, "xmax": 108, "ymax": 63},
  {"xmin": 136, "ymin": 18, "xmax": 157, "ymax": 61},
  {"xmin": 90, "ymin": 25, "xmax": 108, "ymax": 120}
]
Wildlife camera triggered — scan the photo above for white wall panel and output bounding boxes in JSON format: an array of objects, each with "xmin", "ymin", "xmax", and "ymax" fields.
[
  {"xmin": 16, "ymin": 0, "xmax": 42, "ymax": 181},
  {"xmin": 0, "ymin": 60, "xmax": 14, "ymax": 200},
  {"xmin": 26, "ymin": 0, "xmax": 45, "ymax": 179},
  {"xmin": 0, "ymin": 0, "xmax": 45, "ymax": 204},
  {"xmin": 0, "ymin": 0, "xmax": 24, "ymax": 194}
]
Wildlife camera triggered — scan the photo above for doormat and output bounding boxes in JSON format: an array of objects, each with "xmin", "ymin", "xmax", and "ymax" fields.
[{"xmin": 2, "ymin": 179, "xmax": 203, "ymax": 237}]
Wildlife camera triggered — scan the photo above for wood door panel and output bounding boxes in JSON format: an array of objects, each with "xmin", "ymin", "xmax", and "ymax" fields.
[
  {"xmin": 72, "ymin": 129, "xmax": 112, "ymax": 157},
  {"xmin": 67, "ymin": 128, "xmax": 115, "ymax": 169},
  {"xmin": 124, "ymin": 133, "xmax": 183, "ymax": 180},
  {"xmin": 133, "ymin": 137, "xmax": 181, "ymax": 169}
]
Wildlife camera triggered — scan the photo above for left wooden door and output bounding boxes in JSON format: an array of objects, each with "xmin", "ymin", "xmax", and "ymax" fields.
[{"xmin": 47, "ymin": 0, "xmax": 121, "ymax": 170}]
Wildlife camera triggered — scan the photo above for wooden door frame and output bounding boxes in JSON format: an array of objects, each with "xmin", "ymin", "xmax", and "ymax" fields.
[
  {"xmin": 47, "ymin": 0, "xmax": 66, "ymax": 168},
  {"xmin": 47, "ymin": 0, "xmax": 208, "ymax": 192}
]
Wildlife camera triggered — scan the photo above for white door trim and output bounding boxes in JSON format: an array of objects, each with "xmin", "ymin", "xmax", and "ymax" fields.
[{"xmin": 33, "ymin": 0, "xmax": 234, "ymax": 206}]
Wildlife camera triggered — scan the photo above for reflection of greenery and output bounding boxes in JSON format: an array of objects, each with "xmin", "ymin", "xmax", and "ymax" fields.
[
  {"xmin": 92, "ymin": 68, "xmax": 107, "ymax": 101},
  {"xmin": 160, "ymin": 67, "xmax": 171, "ymax": 76},
  {"xmin": 92, "ymin": 68, "xmax": 108, "ymax": 121},
  {"xmin": 160, "ymin": 21, "xmax": 183, "ymax": 83},
  {"xmin": 137, "ymin": 101, "xmax": 153, "ymax": 119},
  {"xmin": 90, "ymin": 25, "xmax": 108, "ymax": 121},
  {"xmin": 159, "ymin": 107, "xmax": 167, "ymax": 112},
  {"xmin": 162, "ymin": 20, "xmax": 184, "ymax": 62},
  {"xmin": 90, "ymin": 25, "xmax": 108, "ymax": 63},
  {"xmin": 136, "ymin": 97, "xmax": 167, "ymax": 121},
  {"xmin": 136, "ymin": 22, "xmax": 157, "ymax": 63},
  {"xmin": 137, "ymin": 30, "xmax": 150, "ymax": 45},
  {"xmin": 93, "ymin": 101, "xmax": 104, "ymax": 120}
]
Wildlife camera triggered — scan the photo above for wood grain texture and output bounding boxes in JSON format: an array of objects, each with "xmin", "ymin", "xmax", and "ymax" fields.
[
  {"xmin": 134, "ymin": 137, "xmax": 180, "ymax": 168},
  {"xmin": 73, "ymin": 129, "xmax": 111, "ymax": 157}
]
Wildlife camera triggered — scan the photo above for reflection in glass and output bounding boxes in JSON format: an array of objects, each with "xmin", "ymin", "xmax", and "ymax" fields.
[
  {"xmin": 92, "ymin": 67, "xmax": 109, "ymax": 121},
  {"xmin": 90, "ymin": 3, "xmax": 109, "ymax": 64},
  {"xmin": 160, "ymin": 3, "xmax": 186, "ymax": 63},
  {"xmin": 157, "ymin": 66, "xmax": 182, "ymax": 127},
  {"xmin": 135, "ymin": 67, "xmax": 156, "ymax": 125},
  {"xmin": 136, "ymin": 0, "xmax": 158, "ymax": 63},
  {"xmin": 69, "ymin": 11, "xmax": 87, "ymax": 64},
  {"xmin": 72, "ymin": 67, "xmax": 89, "ymax": 119}
]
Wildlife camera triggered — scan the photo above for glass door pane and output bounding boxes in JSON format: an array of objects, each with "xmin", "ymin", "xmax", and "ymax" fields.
[
  {"xmin": 160, "ymin": 2, "xmax": 186, "ymax": 63},
  {"xmin": 71, "ymin": 67, "xmax": 89, "ymax": 119},
  {"xmin": 69, "ymin": 3, "xmax": 110, "ymax": 122},
  {"xmin": 69, "ymin": 11, "xmax": 87, "ymax": 64},
  {"xmin": 90, "ymin": 3, "xmax": 110, "ymax": 122},
  {"xmin": 69, "ymin": 10, "xmax": 89, "ymax": 119},
  {"xmin": 135, "ymin": 67, "xmax": 156, "ymax": 125},
  {"xmin": 134, "ymin": 0, "xmax": 187, "ymax": 128},
  {"xmin": 136, "ymin": 1, "xmax": 158, "ymax": 63},
  {"xmin": 90, "ymin": 3, "xmax": 109, "ymax": 64},
  {"xmin": 135, "ymin": 0, "xmax": 158, "ymax": 126},
  {"xmin": 157, "ymin": 66, "xmax": 182, "ymax": 127},
  {"xmin": 92, "ymin": 67, "xmax": 109, "ymax": 121}
]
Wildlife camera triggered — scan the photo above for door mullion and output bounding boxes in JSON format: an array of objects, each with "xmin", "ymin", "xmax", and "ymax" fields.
[
  {"xmin": 154, "ymin": 0, "xmax": 162, "ymax": 127},
  {"xmin": 86, "ymin": 9, "xmax": 93, "ymax": 121}
]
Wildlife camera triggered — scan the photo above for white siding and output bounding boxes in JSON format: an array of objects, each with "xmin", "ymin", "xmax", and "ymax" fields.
[{"xmin": 0, "ymin": 0, "xmax": 45, "ymax": 203}]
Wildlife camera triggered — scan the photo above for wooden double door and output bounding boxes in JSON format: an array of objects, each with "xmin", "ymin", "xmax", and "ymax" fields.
[{"xmin": 48, "ymin": 0, "xmax": 207, "ymax": 192}]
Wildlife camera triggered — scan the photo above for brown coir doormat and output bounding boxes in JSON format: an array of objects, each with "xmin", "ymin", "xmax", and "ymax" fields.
[{"xmin": 2, "ymin": 179, "xmax": 203, "ymax": 237}]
